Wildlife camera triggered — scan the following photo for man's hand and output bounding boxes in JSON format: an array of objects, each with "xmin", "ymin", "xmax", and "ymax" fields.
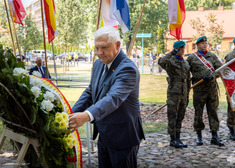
[{"xmin": 69, "ymin": 112, "xmax": 91, "ymax": 133}]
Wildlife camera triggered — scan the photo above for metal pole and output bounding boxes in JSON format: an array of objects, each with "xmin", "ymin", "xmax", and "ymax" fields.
[
  {"xmin": 93, "ymin": 0, "xmax": 103, "ymax": 66},
  {"xmin": 86, "ymin": 122, "xmax": 91, "ymax": 167},
  {"xmin": 40, "ymin": 0, "xmax": 49, "ymax": 79},
  {"xmin": 4, "ymin": 0, "xmax": 16, "ymax": 56},
  {"xmin": 142, "ymin": 37, "xmax": 144, "ymax": 74},
  {"xmin": 52, "ymin": 41, "xmax": 57, "ymax": 84},
  {"xmin": 12, "ymin": 20, "xmax": 22, "ymax": 61}
]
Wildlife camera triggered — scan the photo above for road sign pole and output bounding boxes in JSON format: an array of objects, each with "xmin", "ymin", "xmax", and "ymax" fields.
[
  {"xmin": 142, "ymin": 37, "xmax": 144, "ymax": 74},
  {"xmin": 136, "ymin": 33, "xmax": 151, "ymax": 74}
]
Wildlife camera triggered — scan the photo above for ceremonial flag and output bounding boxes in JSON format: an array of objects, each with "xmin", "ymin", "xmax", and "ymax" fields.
[
  {"xmin": 168, "ymin": 0, "xmax": 185, "ymax": 40},
  {"xmin": 216, "ymin": 58, "xmax": 235, "ymax": 111},
  {"xmin": 43, "ymin": 0, "xmax": 57, "ymax": 43},
  {"xmin": 8, "ymin": 0, "xmax": 26, "ymax": 25},
  {"xmin": 101, "ymin": 0, "xmax": 130, "ymax": 34}
]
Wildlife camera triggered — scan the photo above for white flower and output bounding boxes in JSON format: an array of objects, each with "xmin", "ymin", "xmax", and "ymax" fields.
[
  {"xmin": 30, "ymin": 78, "xmax": 43, "ymax": 88},
  {"xmin": 30, "ymin": 86, "xmax": 41, "ymax": 99},
  {"xmin": 13, "ymin": 68, "xmax": 27, "ymax": 76},
  {"xmin": 32, "ymin": 71, "xmax": 42, "ymax": 77},
  {"xmin": 44, "ymin": 91, "xmax": 55, "ymax": 102},
  {"xmin": 41, "ymin": 100, "xmax": 54, "ymax": 112},
  {"xmin": 55, "ymin": 95, "xmax": 61, "ymax": 103}
]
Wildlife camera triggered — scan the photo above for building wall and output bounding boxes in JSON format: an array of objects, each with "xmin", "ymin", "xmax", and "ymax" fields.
[
  {"xmin": 166, "ymin": 38, "xmax": 234, "ymax": 56},
  {"xmin": 25, "ymin": 0, "xmax": 43, "ymax": 34}
]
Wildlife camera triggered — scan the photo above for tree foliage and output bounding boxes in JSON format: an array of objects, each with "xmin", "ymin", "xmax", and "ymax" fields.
[
  {"xmin": 123, "ymin": 0, "xmax": 168, "ymax": 53},
  {"xmin": 17, "ymin": 14, "xmax": 42, "ymax": 53},
  {"xmin": 190, "ymin": 13, "xmax": 224, "ymax": 51},
  {"xmin": 184, "ymin": 0, "xmax": 234, "ymax": 11},
  {"xmin": 55, "ymin": 0, "xmax": 89, "ymax": 52}
]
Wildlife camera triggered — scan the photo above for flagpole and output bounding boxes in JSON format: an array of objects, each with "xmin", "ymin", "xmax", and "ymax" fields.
[
  {"xmin": 40, "ymin": 0, "xmax": 49, "ymax": 79},
  {"xmin": 127, "ymin": 0, "xmax": 147, "ymax": 57},
  {"xmin": 12, "ymin": 19, "xmax": 22, "ymax": 61},
  {"xmin": 52, "ymin": 41, "xmax": 58, "ymax": 85},
  {"xmin": 4, "ymin": 0, "xmax": 16, "ymax": 56},
  {"xmin": 93, "ymin": 0, "xmax": 102, "ymax": 66}
]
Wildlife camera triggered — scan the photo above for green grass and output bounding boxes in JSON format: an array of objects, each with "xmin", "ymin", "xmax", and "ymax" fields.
[
  {"xmin": 0, "ymin": 64, "xmax": 229, "ymax": 150},
  {"xmin": 143, "ymin": 122, "xmax": 168, "ymax": 133}
]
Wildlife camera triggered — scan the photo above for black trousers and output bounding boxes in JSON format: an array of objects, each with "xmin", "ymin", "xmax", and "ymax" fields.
[{"xmin": 98, "ymin": 138, "xmax": 139, "ymax": 168}]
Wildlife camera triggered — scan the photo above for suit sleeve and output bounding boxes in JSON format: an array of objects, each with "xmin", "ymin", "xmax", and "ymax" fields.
[
  {"xmin": 87, "ymin": 65, "xmax": 138, "ymax": 122},
  {"xmin": 29, "ymin": 67, "xmax": 35, "ymax": 75},
  {"xmin": 72, "ymin": 70, "xmax": 94, "ymax": 113}
]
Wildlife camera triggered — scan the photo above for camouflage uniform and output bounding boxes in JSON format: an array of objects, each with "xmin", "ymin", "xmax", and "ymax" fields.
[
  {"xmin": 187, "ymin": 51, "xmax": 222, "ymax": 132},
  {"xmin": 225, "ymin": 49, "xmax": 235, "ymax": 128},
  {"xmin": 159, "ymin": 53, "xmax": 190, "ymax": 135}
]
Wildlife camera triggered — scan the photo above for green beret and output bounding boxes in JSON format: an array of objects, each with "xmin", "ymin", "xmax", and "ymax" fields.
[
  {"xmin": 233, "ymin": 38, "xmax": 235, "ymax": 43},
  {"xmin": 196, "ymin": 36, "xmax": 207, "ymax": 44},
  {"xmin": 173, "ymin": 41, "xmax": 185, "ymax": 49}
]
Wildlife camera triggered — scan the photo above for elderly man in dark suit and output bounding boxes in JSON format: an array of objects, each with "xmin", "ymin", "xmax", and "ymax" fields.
[
  {"xmin": 29, "ymin": 57, "xmax": 51, "ymax": 78},
  {"xmin": 69, "ymin": 26, "xmax": 145, "ymax": 168}
]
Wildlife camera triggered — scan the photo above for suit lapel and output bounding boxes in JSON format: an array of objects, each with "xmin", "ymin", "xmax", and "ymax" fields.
[{"xmin": 95, "ymin": 50, "xmax": 126, "ymax": 102}]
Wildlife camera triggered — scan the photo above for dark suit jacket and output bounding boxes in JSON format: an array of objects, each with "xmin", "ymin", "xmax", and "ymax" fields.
[
  {"xmin": 72, "ymin": 50, "xmax": 145, "ymax": 149},
  {"xmin": 29, "ymin": 66, "xmax": 51, "ymax": 79}
]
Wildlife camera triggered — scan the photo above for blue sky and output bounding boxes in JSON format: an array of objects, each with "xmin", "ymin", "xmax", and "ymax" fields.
[{"xmin": 22, "ymin": 0, "xmax": 34, "ymax": 7}]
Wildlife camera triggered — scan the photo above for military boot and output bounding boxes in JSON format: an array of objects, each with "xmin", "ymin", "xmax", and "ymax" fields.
[
  {"xmin": 229, "ymin": 127, "xmax": 235, "ymax": 141},
  {"xmin": 196, "ymin": 130, "xmax": 203, "ymax": 145},
  {"xmin": 211, "ymin": 131, "xmax": 224, "ymax": 146},
  {"xmin": 170, "ymin": 135, "xmax": 183, "ymax": 148},
  {"xmin": 176, "ymin": 131, "xmax": 187, "ymax": 148}
]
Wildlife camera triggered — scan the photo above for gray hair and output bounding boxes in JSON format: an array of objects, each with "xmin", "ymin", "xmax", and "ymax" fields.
[{"xmin": 94, "ymin": 26, "xmax": 120, "ymax": 43}]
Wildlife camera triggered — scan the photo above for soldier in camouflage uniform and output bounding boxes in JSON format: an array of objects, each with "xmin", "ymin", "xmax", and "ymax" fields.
[
  {"xmin": 158, "ymin": 41, "xmax": 190, "ymax": 148},
  {"xmin": 224, "ymin": 38, "xmax": 235, "ymax": 141},
  {"xmin": 187, "ymin": 36, "xmax": 224, "ymax": 146}
]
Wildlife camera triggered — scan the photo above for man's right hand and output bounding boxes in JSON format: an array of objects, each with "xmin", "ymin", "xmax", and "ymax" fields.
[{"xmin": 170, "ymin": 48, "xmax": 179, "ymax": 55}]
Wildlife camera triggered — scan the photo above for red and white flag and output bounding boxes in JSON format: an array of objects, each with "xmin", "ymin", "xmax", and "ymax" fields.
[
  {"xmin": 8, "ymin": 0, "xmax": 26, "ymax": 25},
  {"xmin": 217, "ymin": 58, "xmax": 235, "ymax": 111}
]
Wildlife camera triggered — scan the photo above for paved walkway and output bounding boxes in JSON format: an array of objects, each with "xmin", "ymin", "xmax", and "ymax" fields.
[
  {"xmin": 1, "ymin": 109, "xmax": 235, "ymax": 168},
  {"xmin": 82, "ymin": 109, "xmax": 235, "ymax": 168}
]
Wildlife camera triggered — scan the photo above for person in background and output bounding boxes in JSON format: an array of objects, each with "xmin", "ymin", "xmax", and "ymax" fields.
[
  {"xmin": 158, "ymin": 54, "xmax": 164, "ymax": 75},
  {"xmin": 224, "ymin": 38, "xmax": 235, "ymax": 141},
  {"xmin": 69, "ymin": 26, "xmax": 145, "ymax": 168},
  {"xmin": 149, "ymin": 51, "xmax": 157, "ymax": 74},
  {"xmin": 29, "ymin": 57, "xmax": 51, "ymax": 79},
  {"xmin": 187, "ymin": 36, "xmax": 224, "ymax": 146},
  {"xmin": 158, "ymin": 41, "xmax": 190, "ymax": 148}
]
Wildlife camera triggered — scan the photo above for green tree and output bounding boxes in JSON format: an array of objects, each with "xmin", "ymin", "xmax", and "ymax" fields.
[
  {"xmin": 55, "ymin": 0, "xmax": 88, "ymax": 53},
  {"xmin": 189, "ymin": 17, "xmax": 206, "ymax": 40},
  {"xmin": 17, "ymin": 14, "xmax": 42, "ymax": 53},
  {"xmin": 123, "ymin": 0, "xmax": 168, "ymax": 54},
  {"xmin": 0, "ymin": 1, "xmax": 7, "ymax": 29},
  {"xmin": 206, "ymin": 13, "xmax": 224, "ymax": 52},
  {"xmin": 190, "ymin": 13, "xmax": 224, "ymax": 53},
  {"xmin": 156, "ymin": 26, "xmax": 165, "ymax": 54},
  {"xmin": 185, "ymin": 0, "xmax": 234, "ymax": 11}
]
